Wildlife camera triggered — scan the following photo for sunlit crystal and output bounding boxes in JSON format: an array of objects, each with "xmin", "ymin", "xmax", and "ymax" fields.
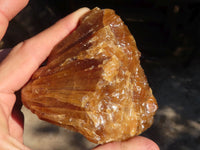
[{"xmin": 22, "ymin": 7, "xmax": 158, "ymax": 144}]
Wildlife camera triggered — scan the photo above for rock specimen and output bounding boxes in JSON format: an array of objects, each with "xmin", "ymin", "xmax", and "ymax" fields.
[{"xmin": 21, "ymin": 7, "xmax": 158, "ymax": 144}]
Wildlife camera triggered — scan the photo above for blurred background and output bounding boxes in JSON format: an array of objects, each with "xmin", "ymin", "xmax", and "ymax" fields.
[{"xmin": 1, "ymin": 0, "xmax": 200, "ymax": 150}]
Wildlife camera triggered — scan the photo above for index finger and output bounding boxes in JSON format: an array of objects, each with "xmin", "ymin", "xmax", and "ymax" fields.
[
  {"xmin": 0, "ymin": 0, "xmax": 29, "ymax": 39},
  {"xmin": 0, "ymin": 7, "xmax": 90, "ymax": 93}
]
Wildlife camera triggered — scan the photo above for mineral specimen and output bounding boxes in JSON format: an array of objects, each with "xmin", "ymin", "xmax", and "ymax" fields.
[{"xmin": 21, "ymin": 7, "xmax": 158, "ymax": 144}]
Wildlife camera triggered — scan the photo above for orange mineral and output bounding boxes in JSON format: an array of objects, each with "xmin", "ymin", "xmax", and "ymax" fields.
[{"xmin": 22, "ymin": 7, "xmax": 158, "ymax": 144}]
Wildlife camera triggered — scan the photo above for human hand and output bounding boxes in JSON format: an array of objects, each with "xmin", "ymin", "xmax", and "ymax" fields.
[
  {"xmin": 0, "ymin": 0, "xmax": 89, "ymax": 149},
  {"xmin": 0, "ymin": 0, "xmax": 159, "ymax": 149}
]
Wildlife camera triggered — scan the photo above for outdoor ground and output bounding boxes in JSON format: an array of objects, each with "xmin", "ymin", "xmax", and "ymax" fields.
[{"xmin": 1, "ymin": 1, "xmax": 200, "ymax": 150}]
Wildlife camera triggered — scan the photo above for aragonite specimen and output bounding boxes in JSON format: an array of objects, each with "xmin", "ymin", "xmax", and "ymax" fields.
[{"xmin": 22, "ymin": 7, "xmax": 158, "ymax": 144}]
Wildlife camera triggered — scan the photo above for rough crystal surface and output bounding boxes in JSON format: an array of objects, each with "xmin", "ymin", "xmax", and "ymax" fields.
[{"xmin": 21, "ymin": 7, "xmax": 158, "ymax": 144}]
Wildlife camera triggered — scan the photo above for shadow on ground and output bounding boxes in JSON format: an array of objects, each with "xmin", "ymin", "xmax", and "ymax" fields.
[{"xmin": 2, "ymin": 0, "xmax": 200, "ymax": 150}]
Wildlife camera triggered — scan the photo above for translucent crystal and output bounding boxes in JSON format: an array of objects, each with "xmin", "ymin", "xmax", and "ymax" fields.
[{"xmin": 22, "ymin": 7, "xmax": 158, "ymax": 144}]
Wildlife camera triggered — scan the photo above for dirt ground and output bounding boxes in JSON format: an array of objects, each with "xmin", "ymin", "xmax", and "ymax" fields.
[{"xmin": 1, "ymin": 1, "xmax": 200, "ymax": 150}]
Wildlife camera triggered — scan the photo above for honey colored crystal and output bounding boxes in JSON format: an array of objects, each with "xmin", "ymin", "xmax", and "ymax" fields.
[{"xmin": 21, "ymin": 7, "xmax": 158, "ymax": 144}]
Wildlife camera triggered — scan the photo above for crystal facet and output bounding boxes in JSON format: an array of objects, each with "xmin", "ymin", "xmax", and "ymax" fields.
[{"xmin": 22, "ymin": 7, "xmax": 158, "ymax": 144}]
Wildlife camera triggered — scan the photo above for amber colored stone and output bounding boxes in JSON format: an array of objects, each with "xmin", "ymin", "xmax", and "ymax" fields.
[{"xmin": 21, "ymin": 7, "xmax": 158, "ymax": 144}]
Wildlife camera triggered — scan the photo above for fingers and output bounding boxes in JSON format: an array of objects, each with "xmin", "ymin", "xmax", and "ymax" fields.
[
  {"xmin": 0, "ymin": 0, "xmax": 29, "ymax": 20},
  {"xmin": 0, "ymin": 10, "xmax": 8, "ymax": 40},
  {"xmin": 0, "ymin": 7, "xmax": 90, "ymax": 93},
  {"xmin": 0, "ymin": 133, "xmax": 30, "ymax": 150},
  {"xmin": 93, "ymin": 136, "xmax": 160, "ymax": 150},
  {"xmin": 0, "ymin": 0, "xmax": 29, "ymax": 39},
  {"xmin": 9, "ymin": 91, "xmax": 24, "ymax": 143},
  {"xmin": 8, "ymin": 112, "xmax": 24, "ymax": 143}
]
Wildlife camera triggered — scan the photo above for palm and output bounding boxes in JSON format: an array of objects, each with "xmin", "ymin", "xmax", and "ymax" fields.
[{"xmin": 0, "ymin": 92, "xmax": 27, "ymax": 149}]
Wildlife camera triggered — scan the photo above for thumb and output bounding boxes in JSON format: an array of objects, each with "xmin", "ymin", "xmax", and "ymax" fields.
[{"xmin": 93, "ymin": 136, "xmax": 159, "ymax": 150}]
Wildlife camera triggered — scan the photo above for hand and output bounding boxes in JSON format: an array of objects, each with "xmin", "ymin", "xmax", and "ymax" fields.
[
  {"xmin": 0, "ymin": 0, "xmax": 89, "ymax": 149},
  {"xmin": 0, "ymin": 0, "xmax": 159, "ymax": 150}
]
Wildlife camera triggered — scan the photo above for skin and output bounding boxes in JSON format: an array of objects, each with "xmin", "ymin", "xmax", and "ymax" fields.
[{"xmin": 0, "ymin": 0, "xmax": 160, "ymax": 149}]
